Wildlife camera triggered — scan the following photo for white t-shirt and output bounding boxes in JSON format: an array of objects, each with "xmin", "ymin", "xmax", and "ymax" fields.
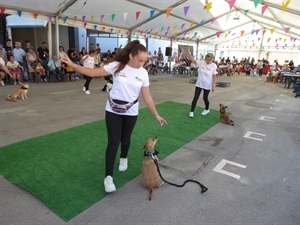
[
  {"xmin": 82, "ymin": 55, "xmax": 95, "ymax": 68},
  {"xmin": 0, "ymin": 57, "xmax": 5, "ymax": 66},
  {"xmin": 195, "ymin": 60, "xmax": 217, "ymax": 90},
  {"xmin": 103, "ymin": 61, "xmax": 149, "ymax": 116},
  {"xmin": 7, "ymin": 61, "xmax": 20, "ymax": 70}
]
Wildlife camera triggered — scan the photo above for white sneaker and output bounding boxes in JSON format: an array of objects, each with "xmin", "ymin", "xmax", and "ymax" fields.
[
  {"xmin": 75, "ymin": 77, "xmax": 80, "ymax": 80},
  {"xmin": 0, "ymin": 80, "xmax": 4, "ymax": 86},
  {"xmin": 201, "ymin": 109, "xmax": 210, "ymax": 115},
  {"xmin": 119, "ymin": 158, "xmax": 128, "ymax": 172},
  {"xmin": 85, "ymin": 90, "xmax": 91, "ymax": 95},
  {"xmin": 104, "ymin": 176, "xmax": 116, "ymax": 193},
  {"xmin": 44, "ymin": 79, "xmax": 47, "ymax": 82},
  {"xmin": 189, "ymin": 112, "xmax": 194, "ymax": 118},
  {"xmin": 82, "ymin": 86, "xmax": 86, "ymax": 92}
]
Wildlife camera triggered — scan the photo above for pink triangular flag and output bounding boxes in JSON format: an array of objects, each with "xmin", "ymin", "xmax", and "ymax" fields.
[
  {"xmin": 136, "ymin": 11, "xmax": 141, "ymax": 20},
  {"xmin": 261, "ymin": 5, "xmax": 268, "ymax": 15},
  {"xmin": 216, "ymin": 31, "xmax": 221, "ymax": 38},
  {"xmin": 228, "ymin": 0, "xmax": 236, "ymax": 10},
  {"xmin": 211, "ymin": 17, "xmax": 217, "ymax": 24},
  {"xmin": 0, "ymin": 8, "xmax": 5, "ymax": 15},
  {"xmin": 284, "ymin": 27, "xmax": 290, "ymax": 33},
  {"xmin": 100, "ymin": 15, "xmax": 104, "ymax": 22}
]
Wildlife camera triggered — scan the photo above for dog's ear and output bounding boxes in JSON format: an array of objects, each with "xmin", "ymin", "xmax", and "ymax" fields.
[
  {"xmin": 225, "ymin": 106, "xmax": 228, "ymax": 108},
  {"xmin": 219, "ymin": 103, "xmax": 222, "ymax": 107}
]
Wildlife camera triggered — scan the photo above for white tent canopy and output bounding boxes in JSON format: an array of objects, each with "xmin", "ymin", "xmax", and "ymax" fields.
[{"xmin": 1, "ymin": 0, "xmax": 300, "ymax": 62}]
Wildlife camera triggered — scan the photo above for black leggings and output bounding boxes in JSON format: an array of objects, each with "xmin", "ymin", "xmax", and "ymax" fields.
[
  {"xmin": 105, "ymin": 111, "xmax": 138, "ymax": 176},
  {"xmin": 83, "ymin": 75, "xmax": 92, "ymax": 90},
  {"xmin": 190, "ymin": 87, "xmax": 210, "ymax": 112}
]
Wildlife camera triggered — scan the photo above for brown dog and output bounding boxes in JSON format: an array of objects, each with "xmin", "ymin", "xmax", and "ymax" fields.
[
  {"xmin": 6, "ymin": 83, "xmax": 29, "ymax": 102},
  {"xmin": 219, "ymin": 103, "xmax": 234, "ymax": 126},
  {"xmin": 142, "ymin": 136, "xmax": 163, "ymax": 201}
]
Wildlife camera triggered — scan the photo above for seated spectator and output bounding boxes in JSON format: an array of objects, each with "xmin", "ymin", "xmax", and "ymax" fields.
[
  {"xmin": 162, "ymin": 63, "xmax": 169, "ymax": 73},
  {"xmin": 245, "ymin": 64, "xmax": 252, "ymax": 76},
  {"xmin": 26, "ymin": 47, "xmax": 38, "ymax": 82},
  {"xmin": 48, "ymin": 55, "xmax": 64, "ymax": 82},
  {"xmin": 6, "ymin": 55, "xmax": 23, "ymax": 84},
  {"xmin": 36, "ymin": 62, "xmax": 47, "ymax": 82}
]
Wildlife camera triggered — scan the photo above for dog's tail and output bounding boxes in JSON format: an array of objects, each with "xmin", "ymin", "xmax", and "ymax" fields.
[{"xmin": 148, "ymin": 188, "xmax": 153, "ymax": 201}]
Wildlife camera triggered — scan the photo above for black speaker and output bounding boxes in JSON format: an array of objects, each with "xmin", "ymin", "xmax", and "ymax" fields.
[{"xmin": 165, "ymin": 47, "xmax": 172, "ymax": 57}]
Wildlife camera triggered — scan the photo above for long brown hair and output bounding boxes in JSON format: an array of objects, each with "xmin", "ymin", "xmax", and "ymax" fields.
[{"xmin": 107, "ymin": 40, "xmax": 147, "ymax": 75}]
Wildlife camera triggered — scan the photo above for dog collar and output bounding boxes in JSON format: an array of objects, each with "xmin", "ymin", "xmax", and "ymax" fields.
[
  {"xmin": 21, "ymin": 86, "xmax": 28, "ymax": 89},
  {"xmin": 144, "ymin": 150, "xmax": 159, "ymax": 157}
]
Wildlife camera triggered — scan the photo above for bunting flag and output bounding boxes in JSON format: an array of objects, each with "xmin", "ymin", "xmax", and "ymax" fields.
[
  {"xmin": 255, "ymin": 29, "xmax": 260, "ymax": 35},
  {"xmin": 82, "ymin": 16, "xmax": 86, "ymax": 22},
  {"xmin": 228, "ymin": 0, "xmax": 236, "ymax": 10},
  {"xmin": 225, "ymin": 14, "xmax": 231, "ymax": 21},
  {"xmin": 161, "ymin": 27, "xmax": 164, "ymax": 32},
  {"xmin": 279, "ymin": 37, "xmax": 282, "ymax": 41},
  {"xmin": 0, "ymin": 8, "xmax": 5, "ymax": 15},
  {"xmin": 173, "ymin": 25, "xmax": 178, "ymax": 30},
  {"xmin": 240, "ymin": 30, "xmax": 245, "ymax": 36},
  {"xmin": 136, "ymin": 11, "xmax": 141, "ymax": 20},
  {"xmin": 181, "ymin": 23, "xmax": 185, "ymax": 29},
  {"xmin": 216, "ymin": 31, "xmax": 221, "ymax": 38},
  {"xmin": 262, "ymin": 29, "xmax": 266, "ymax": 35},
  {"xmin": 261, "ymin": 5, "xmax": 268, "ymax": 15},
  {"xmin": 258, "ymin": 38, "xmax": 261, "ymax": 41},
  {"xmin": 190, "ymin": 21, "xmax": 194, "ymax": 27},
  {"xmin": 211, "ymin": 17, "xmax": 217, "ymax": 24},
  {"xmin": 17, "ymin": 10, "xmax": 22, "ymax": 17},
  {"xmin": 73, "ymin": 16, "xmax": 77, "ymax": 23},
  {"xmin": 193, "ymin": 32, "xmax": 198, "ymax": 38},
  {"xmin": 253, "ymin": 0, "xmax": 260, "ymax": 8},
  {"xmin": 205, "ymin": 2, "xmax": 212, "ymax": 12},
  {"xmin": 225, "ymin": 33, "xmax": 228, "ymax": 38},
  {"xmin": 167, "ymin": 26, "xmax": 171, "ymax": 32},
  {"xmin": 33, "ymin": 13, "xmax": 38, "ymax": 19},
  {"xmin": 199, "ymin": 20, "xmax": 205, "ymax": 26},
  {"xmin": 244, "ymin": 9, "xmax": 249, "ymax": 15},
  {"xmin": 63, "ymin": 16, "xmax": 68, "ymax": 23},
  {"xmin": 284, "ymin": 27, "xmax": 290, "ymax": 33},
  {"xmin": 150, "ymin": 9, "xmax": 155, "ymax": 18},
  {"xmin": 251, "ymin": 30, "xmax": 255, "ymax": 35},
  {"xmin": 290, "ymin": 37, "xmax": 294, "ymax": 41},
  {"xmin": 282, "ymin": 0, "xmax": 291, "ymax": 12},
  {"xmin": 183, "ymin": 6, "xmax": 189, "ymax": 16},
  {"xmin": 111, "ymin": 14, "xmax": 116, "ymax": 21},
  {"xmin": 110, "ymin": 28, "xmax": 113, "ymax": 33},
  {"xmin": 284, "ymin": 39, "xmax": 287, "ymax": 42},
  {"xmin": 123, "ymin": 13, "xmax": 128, "ymax": 21},
  {"xmin": 100, "ymin": 15, "xmax": 104, "ymax": 22},
  {"xmin": 94, "ymin": 25, "xmax": 97, "ymax": 30},
  {"xmin": 166, "ymin": 8, "xmax": 172, "ymax": 17},
  {"xmin": 90, "ymin": 15, "xmax": 95, "ymax": 22},
  {"xmin": 270, "ymin": 28, "xmax": 275, "ymax": 34},
  {"xmin": 83, "ymin": 22, "xmax": 87, "ymax": 28}
]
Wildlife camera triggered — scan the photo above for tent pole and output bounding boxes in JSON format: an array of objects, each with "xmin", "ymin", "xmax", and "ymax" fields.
[
  {"xmin": 55, "ymin": 16, "xmax": 59, "ymax": 57},
  {"xmin": 196, "ymin": 41, "xmax": 199, "ymax": 60},
  {"xmin": 168, "ymin": 39, "xmax": 173, "ymax": 73},
  {"xmin": 258, "ymin": 31, "xmax": 265, "ymax": 60},
  {"xmin": 48, "ymin": 20, "xmax": 52, "ymax": 58}
]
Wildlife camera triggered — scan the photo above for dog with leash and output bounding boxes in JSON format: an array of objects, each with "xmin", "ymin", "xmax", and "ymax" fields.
[
  {"xmin": 219, "ymin": 103, "xmax": 234, "ymax": 126},
  {"xmin": 142, "ymin": 136, "xmax": 164, "ymax": 201},
  {"xmin": 142, "ymin": 136, "xmax": 208, "ymax": 201},
  {"xmin": 6, "ymin": 82, "xmax": 30, "ymax": 102}
]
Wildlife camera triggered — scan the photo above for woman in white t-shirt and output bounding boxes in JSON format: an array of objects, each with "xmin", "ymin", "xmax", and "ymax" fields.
[
  {"xmin": 61, "ymin": 40, "xmax": 167, "ymax": 193},
  {"xmin": 80, "ymin": 49, "xmax": 95, "ymax": 95},
  {"xmin": 187, "ymin": 51, "xmax": 217, "ymax": 117}
]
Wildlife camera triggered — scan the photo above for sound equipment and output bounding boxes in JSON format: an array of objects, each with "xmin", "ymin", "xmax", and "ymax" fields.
[{"xmin": 165, "ymin": 47, "xmax": 172, "ymax": 57}]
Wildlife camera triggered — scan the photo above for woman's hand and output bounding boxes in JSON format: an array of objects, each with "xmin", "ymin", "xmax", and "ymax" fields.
[
  {"xmin": 61, "ymin": 52, "xmax": 74, "ymax": 66},
  {"xmin": 156, "ymin": 115, "xmax": 167, "ymax": 126}
]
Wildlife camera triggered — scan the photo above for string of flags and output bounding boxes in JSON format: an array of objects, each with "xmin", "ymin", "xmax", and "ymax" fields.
[{"xmin": 0, "ymin": 0, "xmax": 297, "ymax": 45}]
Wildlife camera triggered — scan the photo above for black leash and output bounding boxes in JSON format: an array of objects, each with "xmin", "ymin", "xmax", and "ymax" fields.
[{"xmin": 151, "ymin": 156, "xmax": 208, "ymax": 193}]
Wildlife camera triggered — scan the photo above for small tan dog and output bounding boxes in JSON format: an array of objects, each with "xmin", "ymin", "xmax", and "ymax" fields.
[
  {"xmin": 142, "ymin": 136, "xmax": 163, "ymax": 201},
  {"xmin": 219, "ymin": 103, "xmax": 234, "ymax": 126},
  {"xmin": 6, "ymin": 83, "xmax": 29, "ymax": 102}
]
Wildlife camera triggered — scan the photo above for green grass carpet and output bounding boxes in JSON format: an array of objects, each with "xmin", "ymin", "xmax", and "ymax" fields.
[{"xmin": 0, "ymin": 101, "xmax": 219, "ymax": 221}]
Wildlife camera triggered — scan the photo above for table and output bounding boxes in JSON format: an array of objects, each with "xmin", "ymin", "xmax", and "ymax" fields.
[{"xmin": 281, "ymin": 72, "xmax": 300, "ymax": 88}]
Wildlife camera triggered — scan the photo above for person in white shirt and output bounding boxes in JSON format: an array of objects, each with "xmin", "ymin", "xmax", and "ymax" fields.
[
  {"xmin": 187, "ymin": 51, "xmax": 217, "ymax": 117},
  {"xmin": 61, "ymin": 40, "xmax": 167, "ymax": 193},
  {"xmin": 80, "ymin": 49, "xmax": 95, "ymax": 95},
  {"xmin": 0, "ymin": 51, "xmax": 13, "ymax": 86}
]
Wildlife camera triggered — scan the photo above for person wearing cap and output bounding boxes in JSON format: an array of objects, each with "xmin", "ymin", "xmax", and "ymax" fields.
[{"xmin": 187, "ymin": 50, "xmax": 217, "ymax": 117}]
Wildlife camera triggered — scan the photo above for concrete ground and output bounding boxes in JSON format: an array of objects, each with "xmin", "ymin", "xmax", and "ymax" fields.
[{"xmin": 0, "ymin": 73, "xmax": 299, "ymax": 225}]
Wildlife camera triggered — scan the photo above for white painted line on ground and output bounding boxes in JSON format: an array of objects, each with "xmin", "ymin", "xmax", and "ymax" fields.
[
  {"xmin": 49, "ymin": 90, "xmax": 78, "ymax": 95},
  {"xmin": 259, "ymin": 116, "xmax": 276, "ymax": 122},
  {"xmin": 269, "ymin": 106, "xmax": 281, "ymax": 111},
  {"xmin": 243, "ymin": 131, "xmax": 266, "ymax": 141},
  {"xmin": 275, "ymin": 99, "xmax": 286, "ymax": 103},
  {"xmin": 213, "ymin": 159, "xmax": 247, "ymax": 180}
]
